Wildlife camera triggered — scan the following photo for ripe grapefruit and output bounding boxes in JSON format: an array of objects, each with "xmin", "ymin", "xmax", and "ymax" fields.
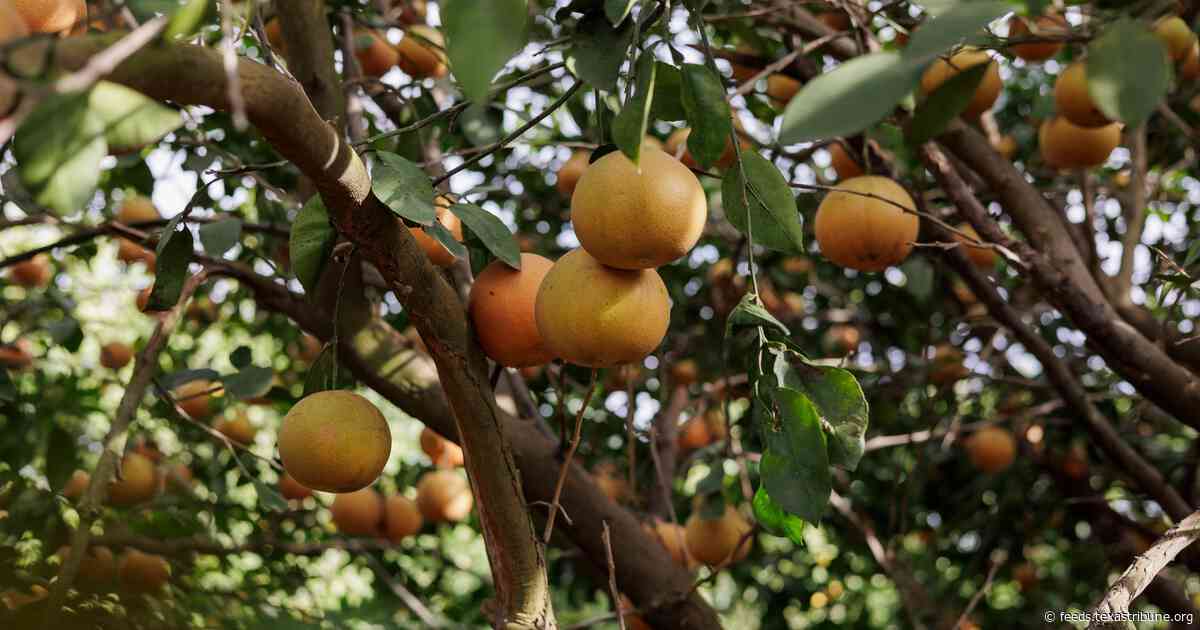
[
  {"xmin": 468, "ymin": 253, "xmax": 555, "ymax": 367},
  {"xmin": 814, "ymin": 176, "xmax": 918, "ymax": 272},
  {"xmin": 117, "ymin": 195, "xmax": 160, "ymax": 224},
  {"xmin": 1008, "ymin": 13, "xmax": 1068, "ymax": 62},
  {"xmin": 1054, "ymin": 62, "xmax": 1110, "ymax": 128},
  {"xmin": 952, "ymin": 224, "xmax": 997, "ymax": 269},
  {"xmin": 278, "ymin": 390, "xmax": 391, "ymax": 493},
  {"xmin": 646, "ymin": 518, "xmax": 693, "ymax": 568},
  {"xmin": 965, "ymin": 426, "xmax": 1016, "ymax": 473},
  {"xmin": 331, "ymin": 487, "xmax": 384, "ymax": 535},
  {"xmin": 919, "ymin": 49, "xmax": 1001, "ymax": 118},
  {"xmin": 1038, "ymin": 117, "xmax": 1120, "ymax": 169},
  {"xmin": 822, "ymin": 324, "xmax": 861, "ymax": 357},
  {"xmin": 354, "ymin": 29, "xmax": 400, "ymax": 77},
  {"xmin": 419, "ymin": 427, "xmax": 464, "ymax": 468},
  {"xmin": 827, "ymin": 140, "xmax": 864, "ymax": 180},
  {"xmin": 174, "ymin": 379, "xmax": 218, "ymax": 420},
  {"xmin": 116, "ymin": 238, "xmax": 156, "ymax": 269},
  {"xmin": 1155, "ymin": 15, "xmax": 1196, "ymax": 61},
  {"xmin": 383, "ymin": 494, "xmax": 424, "ymax": 542},
  {"xmin": 99, "ymin": 342, "xmax": 133, "ymax": 370},
  {"xmin": 396, "ymin": 25, "xmax": 447, "ymax": 79},
  {"xmin": 663, "ymin": 126, "xmax": 750, "ymax": 170},
  {"xmin": 571, "ymin": 147, "xmax": 707, "ymax": 269},
  {"xmin": 677, "ymin": 416, "xmax": 712, "ymax": 452},
  {"xmin": 408, "ymin": 198, "xmax": 463, "ymax": 267},
  {"xmin": 12, "ymin": 0, "xmax": 85, "ymax": 34},
  {"xmin": 0, "ymin": 339, "xmax": 33, "ymax": 369},
  {"xmin": 556, "ymin": 150, "xmax": 590, "ymax": 197},
  {"xmin": 0, "ymin": 1, "xmax": 28, "ymax": 117},
  {"xmin": 685, "ymin": 505, "xmax": 753, "ymax": 566},
  {"xmin": 416, "ymin": 469, "xmax": 473, "ymax": 523},
  {"xmin": 279, "ymin": 473, "xmax": 313, "ymax": 501},
  {"xmin": 107, "ymin": 452, "xmax": 158, "ymax": 506},
  {"xmin": 118, "ymin": 550, "xmax": 170, "ymax": 593},
  {"xmin": 535, "ymin": 248, "xmax": 670, "ymax": 367},
  {"xmin": 765, "ymin": 74, "xmax": 800, "ymax": 104},
  {"xmin": 9, "ymin": 254, "xmax": 51, "ymax": 288},
  {"xmin": 59, "ymin": 545, "xmax": 117, "ymax": 589},
  {"xmin": 215, "ymin": 411, "xmax": 256, "ymax": 445}
]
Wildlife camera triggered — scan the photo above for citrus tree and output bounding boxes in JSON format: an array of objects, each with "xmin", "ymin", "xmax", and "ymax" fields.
[{"xmin": 2, "ymin": 0, "xmax": 1200, "ymax": 628}]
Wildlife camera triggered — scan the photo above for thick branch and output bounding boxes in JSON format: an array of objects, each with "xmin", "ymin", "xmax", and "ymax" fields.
[
  {"xmin": 935, "ymin": 122, "xmax": 1200, "ymax": 432},
  {"xmin": 1090, "ymin": 510, "xmax": 1200, "ymax": 629},
  {"xmin": 922, "ymin": 144, "xmax": 1193, "ymax": 522}
]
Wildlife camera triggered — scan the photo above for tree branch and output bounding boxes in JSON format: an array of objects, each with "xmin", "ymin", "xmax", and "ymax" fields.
[{"xmin": 1089, "ymin": 510, "xmax": 1200, "ymax": 629}]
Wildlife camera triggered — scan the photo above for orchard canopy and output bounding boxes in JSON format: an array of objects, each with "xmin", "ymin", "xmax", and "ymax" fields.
[{"xmin": 4, "ymin": 0, "xmax": 1200, "ymax": 628}]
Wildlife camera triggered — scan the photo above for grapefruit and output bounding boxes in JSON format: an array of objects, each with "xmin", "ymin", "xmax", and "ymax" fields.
[
  {"xmin": 556, "ymin": 150, "xmax": 590, "ymax": 198},
  {"xmin": 383, "ymin": 494, "xmax": 424, "ymax": 542},
  {"xmin": 354, "ymin": 29, "xmax": 399, "ymax": 77},
  {"xmin": 416, "ymin": 469, "xmax": 473, "ymax": 523},
  {"xmin": 214, "ymin": 411, "xmax": 256, "ymax": 445},
  {"xmin": 965, "ymin": 426, "xmax": 1017, "ymax": 473},
  {"xmin": 952, "ymin": 224, "xmax": 997, "ymax": 268},
  {"xmin": 99, "ymin": 342, "xmax": 133, "ymax": 370},
  {"xmin": 8, "ymin": 254, "xmax": 51, "ymax": 288},
  {"xmin": 279, "ymin": 473, "xmax": 313, "ymax": 501},
  {"xmin": 0, "ymin": 1, "xmax": 28, "ymax": 117},
  {"xmin": 11, "ymin": 0, "xmax": 85, "ymax": 34},
  {"xmin": 107, "ymin": 452, "xmax": 158, "ymax": 506},
  {"xmin": 919, "ymin": 49, "xmax": 1002, "ymax": 118},
  {"xmin": 1008, "ymin": 13, "xmax": 1068, "ymax": 62},
  {"xmin": 827, "ymin": 140, "xmax": 864, "ymax": 180},
  {"xmin": 468, "ymin": 253, "xmax": 555, "ymax": 367},
  {"xmin": 814, "ymin": 176, "xmax": 918, "ymax": 272},
  {"xmin": 419, "ymin": 427, "xmax": 465, "ymax": 468},
  {"xmin": 396, "ymin": 25, "xmax": 447, "ymax": 79},
  {"xmin": 117, "ymin": 550, "xmax": 170, "ymax": 593},
  {"xmin": 62, "ymin": 469, "xmax": 89, "ymax": 500},
  {"xmin": 331, "ymin": 487, "xmax": 384, "ymax": 535},
  {"xmin": 1054, "ymin": 62, "xmax": 1110, "ymax": 128},
  {"xmin": 1038, "ymin": 117, "xmax": 1120, "ymax": 169},
  {"xmin": 685, "ymin": 505, "xmax": 753, "ymax": 566},
  {"xmin": 571, "ymin": 147, "xmax": 707, "ymax": 269},
  {"xmin": 408, "ymin": 198, "xmax": 463, "ymax": 267},
  {"xmin": 535, "ymin": 248, "xmax": 670, "ymax": 368},
  {"xmin": 1155, "ymin": 16, "xmax": 1196, "ymax": 61},
  {"xmin": 174, "ymin": 379, "xmax": 218, "ymax": 420},
  {"xmin": 278, "ymin": 390, "xmax": 392, "ymax": 493}
]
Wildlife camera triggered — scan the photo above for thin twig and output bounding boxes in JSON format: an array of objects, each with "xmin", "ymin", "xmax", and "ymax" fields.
[
  {"xmin": 602, "ymin": 521, "xmax": 627, "ymax": 630},
  {"xmin": 542, "ymin": 368, "xmax": 598, "ymax": 543},
  {"xmin": 951, "ymin": 554, "xmax": 1004, "ymax": 629}
]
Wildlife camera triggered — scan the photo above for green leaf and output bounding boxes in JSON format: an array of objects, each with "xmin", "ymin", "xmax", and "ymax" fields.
[
  {"xmin": 788, "ymin": 364, "xmax": 869, "ymax": 471},
  {"xmin": 220, "ymin": 366, "xmax": 274, "ymax": 400},
  {"xmin": 48, "ymin": 317, "xmax": 83, "ymax": 352},
  {"xmin": 779, "ymin": 52, "xmax": 922, "ymax": 144},
  {"xmin": 753, "ymin": 486, "xmax": 806, "ymax": 545},
  {"xmin": 612, "ymin": 54, "xmax": 657, "ymax": 165},
  {"xmin": 198, "ymin": 218, "xmax": 242, "ymax": 257},
  {"xmin": 230, "ymin": 346, "xmax": 252, "ymax": 369},
  {"xmin": 680, "ymin": 64, "xmax": 732, "ymax": 168},
  {"xmin": 1087, "ymin": 19, "xmax": 1172, "ymax": 127},
  {"xmin": 289, "ymin": 196, "xmax": 337, "ymax": 295},
  {"xmin": 303, "ymin": 347, "xmax": 337, "ymax": 397},
  {"xmin": 568, "ymin": 11, "xmax": 635, "ymax": 90},
  {"xmin": 164, "ymin": 0, "xmax": 212, "ymax": 41},
  {"xmin": 45, "ymin": 425, "xmax": 76, "ymax": 493},
  {"xmin": 902, "ymin": 1, "xmax": 1011, "ymax": 60},
  {"xmin": 905, "ymin": 63, "xmax": 989, "ymax": 146},
  {"xmin": 147, "ymin": 227, "xmax": 194, "ymax": 312},
  {"xmin": 759, "ymin": 388, "xmax": 831, "ymax": 522},
  {"xmin": 89, "ymin": 82, "xmax": 183, "ymax": 153},
  {"xmin": 448, "ymin": 203, "xmax": 520, "ymax": 269},
  {"xmin": 721, "ymin": 152, "xmax": 804, "ymax": 253},
  {"xmin": 12, "ymin": 92, "xmax": 107, "ymax": 216},
  {"xmin": 251, "ymin": 477, "xmax": 288, "ymax": 513},
  {"xmin": 605, "ymin": 0, "xmax": 637, "ymax": 24},
  {"xmin": 424, "ymin": 220, "xmax": 469, "ymax": 262},
  {"xmin": 372, "ymin": 152, "xmax": 436, "ymax": 225},
  {"xmin": 650, "ymin": 62, "xmax": 687, "ymax": 121},
  {"xmin": 725, "ymin": 292, "xmax": 790, "ymax": 338},
  {"xmin": 442, "ymin": 0, "xmax": 529, "ymax": 104}
]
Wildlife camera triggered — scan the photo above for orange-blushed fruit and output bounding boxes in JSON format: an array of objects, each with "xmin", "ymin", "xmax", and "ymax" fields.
[
  {"xmin": 99, "ymin": 342, "xmax": 133, "ymax": 370},
  {"xmin": 0, "ymin": 339, "xmax": 33, "ymax": 369},
  {"xmin": 677, "ymin": 416, "xmax": 713, "ymax": 452},
  {"xmin": 920, "ymin": 49, "xmax": 1002, "ymax": 118},
  {"xmin": 571, "ymin": 147, "xmax": 707, "ymax": 269},
  {"xmin": 1008, "ymin": 13, "xmax": 1068, "ymax": 62},
  {"xmin": 416, "ymin": 469, "xmax": 474, "ymax": 523},
  {"xmin": 765, "ymin": 73, "xmax": 800, "ymax": 104},
  {"xmin": 278, "ymin": 390, "xmax": 391, "ymax": 492},
  {"xmin": 396, "ymin": 25, "xmax": 447, "ymax": 79},
  {"xmin": 814, "ymin": 176, "xmax": 918, "ymax": 272},
  {"xmin": 117, "ymin": 195, "xmax": 160, "ymax": 224},
  {"xmin": 1180, "ymin": 41, "xmax": 1200, "ymax": 82},
  {"xmin": 685, "ymin": 505, "xmax": 753, "ymax": 566},
  {"xmin": 116, "ymin": 238, "xmax": 156, "ymax": 270},
  {"xmin": 669, "ymin": 359, "xmax": 699, "ymax": 385},
  {"xmin": 1054, "ymin": 62, "xmax": 1110, "ymax": 128},
  {"xmin": 535, "ymin": 248, "xmax": 670, "ymax": 368},
  {"xmin": 1038, "ymin": 117, "xmax": 1121, "ymax": 169},
  {"xmin": 354, "ymin": 29, "xmax": 400, "ymax": 77},
  {"xmin": 663, "ymin": 126, "xmax": 750, "ymax": 170},
  {"xmin": 215, "ymin": 411, "xmax": 257, "ymax": 446},
  {"xmin": 8, "ymin": 254, "xmax": 51, "ymax": 288},
  {"xmin": 645, "ymin": 518, "xmax": 693, "ymax": 568},
  {"xmin": 107, "ymin": 452, "xmax": 158, "ymax": 507},
  {"xmin": 556, "ymin": 150, "xmax": 590, "ymax": 198},
  {"xmin": 118, "ymin": 549, "xmax": 170, "ymax": 593},
  {"xmin": 930, "ymin": 344, "xmax": 969, "ymax": 385},
  {"xmin": 62, "ymin": 469, "xmax": 90, "ymax": 500},
  {"xmin": 174, "ymin": 379, "xmax": 218, "ymax": 420},
  {"xmin": 469, "ymin": 253, "xmax": 555, "ymax": 367},
  {"xmin": 419, "ymin": 427, "xmax": 464, "ymax": 468},
  {"xmin": 408, "ymin": 198, "xmax": 463, "ymax": 267},
  {"xmin": 383, "ymin": 494, "xmax": 424, "ymax": 542},
  {"xmin": 966, "ymin": 426, "xmax": 1017, "ymax": 473},
  {"xmin": 0, "ymin": 1, "xmax": 29, "ymax": 117},
  {"xmin": 59, "ymin": 545, "xmax": 117, "ymax": 588},
  {"xmin": 952, "ymin": 224, "xmax": 998, "ymax": 269},
  {"xmin": 822, "ymin": 324, "xmax": 861, "ymax": 357},
  {"xmin": 827, "ymin": 141, "xmax": 864, "ymax": 180},
  {"xmin": 279, "ymin": 473, "xmax": 314, "ymax": 501},
  {"xmin": 1155, "ymin": 15, "xmax": 1196, "ymax": 61},
  {"xmin": 12, "ymin": 0, "xmax": 86, "ymax": 34},
  {"xmin": 992, "ymin": 134, "xmax": 1018, "ymax": 160},
  {"xmin": 331, "ymin": 487, "xmax": 385, "ymax": 535}
]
